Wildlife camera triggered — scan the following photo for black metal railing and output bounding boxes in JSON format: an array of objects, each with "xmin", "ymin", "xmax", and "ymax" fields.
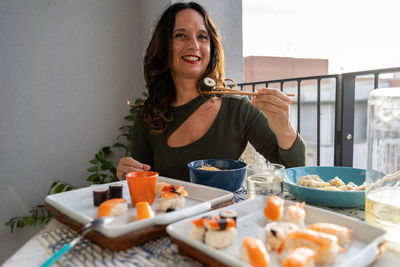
[{"xmin": 237, "ymin": 67, "xmax": 400, "ymax": 167}]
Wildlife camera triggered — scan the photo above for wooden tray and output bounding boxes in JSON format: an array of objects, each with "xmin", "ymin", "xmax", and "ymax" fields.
[
  {"xmin": 45, "ymin": 198, "xmax": 234, "ymax": 251},
  {"xmin": 171, "ymin": 237, "xmax": 229, "ymax": 267}
]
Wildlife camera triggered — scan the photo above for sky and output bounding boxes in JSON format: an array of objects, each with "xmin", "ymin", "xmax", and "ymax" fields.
[{"xmin": 242, "ymin": 0, "xmax": 400, "ymax": 74}]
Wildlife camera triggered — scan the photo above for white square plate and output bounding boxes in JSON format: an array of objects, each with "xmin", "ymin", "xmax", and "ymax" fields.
[
  {"xmin": 45, "ymin": 176, "xmax": 233, "ymax": 238},
  {"xmin": 167, "ymin": 196, "xmax": 386, "ymax": 267}
]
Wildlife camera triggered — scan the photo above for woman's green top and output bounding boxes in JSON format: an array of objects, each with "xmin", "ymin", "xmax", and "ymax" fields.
[{"xmin": 132, "ymin": 95, "xmax": 306, "ymax": 181}]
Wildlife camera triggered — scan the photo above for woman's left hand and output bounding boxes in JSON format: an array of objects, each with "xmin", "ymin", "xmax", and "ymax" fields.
[{"xmin": 251, "ymin": 88, "xmax": 297, "ymax": 149}]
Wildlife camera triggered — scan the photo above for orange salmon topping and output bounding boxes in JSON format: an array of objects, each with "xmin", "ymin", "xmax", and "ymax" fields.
[
  {"xmin": 97, "ymin": 198, "xmax": 127, "ymax": 218},
  {"xmin": 278, "ymin": 229, "xmax": 339, "ymax": 253},
  {"xmin": 204, "ymin": 217, "xmax": 236, "ymax": 229},
  {"xmin": 161, "ymin": 185, "xmax": 187, "ymax": 196},
  {"xmin": 243, "ymin": 237, "xmax": 269, "ymax": 267},
  {"xmin": 192, "ymin": 217, "xmax": 206, "ymax": 227},
  {"xmin": 264, "ymin": 195, "xmax": 284, "ymax": 221},
  {"xmin": 191, "ymin": 215, "xmax": 235, "ymax": 229}
]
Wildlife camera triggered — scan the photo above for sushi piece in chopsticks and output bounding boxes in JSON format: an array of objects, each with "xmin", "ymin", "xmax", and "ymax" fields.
[
  {"xmin": 157, "ymin": 185, "xmax": 187, "ymax": 212},
  {"xmin": 282, "ymin": 247, "xmax": 316, "ymax": 267},
  {"xmin": 93, "ymin": 188, "xmax": 109, "ymax": 206},
  {"xmin": 239, "ymin": 237, "xmax": 270, "ymax": 267},
  {"xmin": 136, "ymin": 201, "xmax": 155, "ymax": 220},
  {"xmin": 264, "ymin": 195, "xmax": 285, "ymax": 221},
  {"xmin": 283, "ymin": 202, "xmax": 306, "ymax": 228},
  {"xmin": 307, "ymin": 222, "xmax": 353, "ymax": 247},
  {"xmin": 97, "ymin": 198, "xmax": 127, "ymax": 218},
  {"xmin": 278, "ymin": 229, "xmax": 344, "ymax": 265},
  {"xmin": 264, "ymin": 222, "xmax": 299, "ymax": 251},
  {"xmin": 190, "ymin": 215, "xmax": 237, "ymax": 249}
]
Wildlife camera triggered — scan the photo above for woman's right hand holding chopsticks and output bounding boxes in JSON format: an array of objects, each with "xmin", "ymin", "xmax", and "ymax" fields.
[{"xmin": 251, "ymin": 88, "xmax": 297, "ymax": 150}]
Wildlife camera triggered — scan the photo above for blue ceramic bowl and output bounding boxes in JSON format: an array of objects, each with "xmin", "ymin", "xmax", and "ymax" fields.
[
  {"xmin": 284, "ymin": 166, "xmax": 370, "ymax": 208},
  {"xmin": 187, "ymin": 159, "xmax": 247, "ymax": 192}
]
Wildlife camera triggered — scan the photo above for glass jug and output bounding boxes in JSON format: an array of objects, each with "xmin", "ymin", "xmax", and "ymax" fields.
[{"xmin": 365, "ymin": 87, "xmax": 400, "ymax": 251}]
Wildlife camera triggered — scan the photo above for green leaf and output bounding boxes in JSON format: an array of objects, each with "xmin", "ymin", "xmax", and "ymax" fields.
[
  {"xmin": 23, "ymin": 217, "xmax": 36, "ymax": 226},
  {"xmin": 5, "ymin": 220, "xmax": 16, "ymax": 233},
  {"xmin": 40, "ymin": 215, "xmax": 46, "ymax": 223},
  {"xmin": 124, "ymin": 115, "xmax": 135, "ymax": 121},
  {"xmin": 118, "ymin": 125, "xmax": 131, "ymax": 131},
  {"xmin": 87, "ymin": 173, "xmax": 99, "ymax": 182},
  {"xmin": 87, "ymin": 166, "xmax": 99, "ymax": 172},
  {"xmin": 17, "ymin": 219, "xmax": 25, "ymax": 228},
  {"xmin": 54, "ymin": 184, "xmax": 66, "ymax": 194},
  {"xmin": 47, "ymin": 181, "xmax": 58, "ymax": 195},
  {"xmin": 112, "ymin": 142, "xmax": 126, "ymax": 149},
  {"xmin": 5, "ymin": 220, "xmax": 14, "ymax": 227},
  {"xmin": 116, "ymin": 134, "xmax": 130, "ymax": 141},
  {"xmin": 135, "ymin": 98, "xmax": 144, "ymax": 105},
  {"xmin": 89, "ymin": 159, "xmax": 99, "ymax": 164},
  {"xmin": 96, "ymin": 153, "xmax": 106, "ymax": 162},
  {"xmin": 101, "ymin": 146, "xmax": 111, "ymax": 155}
]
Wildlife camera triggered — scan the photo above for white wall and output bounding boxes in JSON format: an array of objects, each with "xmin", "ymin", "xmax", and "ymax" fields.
[{"xmin": 0, "ymin": 0, "xmax": 243, "ymax": 262}]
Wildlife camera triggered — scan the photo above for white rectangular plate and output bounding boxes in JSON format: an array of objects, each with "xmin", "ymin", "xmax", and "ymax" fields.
[
  {"xmin": 45, "ymin": 176, "xmax": 233, "ymax": 238},
  {"xmin": 167, "ymin": 196, "xmax": 386, "ymax": 267}
]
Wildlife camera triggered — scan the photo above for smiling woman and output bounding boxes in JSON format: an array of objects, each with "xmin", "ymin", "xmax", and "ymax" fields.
[
  {"xmin": 116, "ymin": 2, "xmax": 307, "ymax": 182},
  {"xmin": 170, "ymin": 9, "xmax": 211, "ymax": 83}
]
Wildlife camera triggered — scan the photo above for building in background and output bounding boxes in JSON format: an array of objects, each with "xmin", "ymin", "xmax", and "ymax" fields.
[
  {"xmin": 244, "ymin": 56, "xmax": 328, "ymax": 82},
  {"xmin": 242, "ymin": 56, "xmax": 399, "ymax": 168}
]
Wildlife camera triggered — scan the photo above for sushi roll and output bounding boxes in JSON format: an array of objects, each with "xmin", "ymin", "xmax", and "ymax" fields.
[
  {"xmin": 97, "ymin": 198, "xmax": 127, "ymax": 218},
  {"xmin": 136, "ymin": 201, "xmax": 155, "ymax": 220},
  {"xmin": 109, "ymin": 184, "xmax": 123, "ymax": 199},
  {"xmin": 239, "ymin": 237, "xmax": 270, "ymax": 267},
  {"xmin": 278, "ymin": 229, "xmax": 343, "ymax": 265},
  {"xmin": 307, "ymin": 222, "xmax": 353, "ymax": 247},
  {"xmin": 93, "ymin": 188, "xmax": 109, "ymax": 206},
  {"xmin": 189, "ymin": 216, "xmax": 237, "ymax": 249},
  {"xmin": 282, "ymin": 247, "xmax": 316, "ymax": 267},
  {"xmin": 220, "ymin": 209, "xmax": 238, "ymax": 223},
  {"xmin": 284, "ymin": 202, "xmax": 306, "ymax": 228},
  {"xmin": 264, "ymin": 222, "xmax": 299, "ymax": 251},
  {"xmin": 157, "ymin": 185, "xmax": 187, "ymax": 212},
  {"xmin": 264, "ymin": 195, "xmax": 284, "ymax": 221}
]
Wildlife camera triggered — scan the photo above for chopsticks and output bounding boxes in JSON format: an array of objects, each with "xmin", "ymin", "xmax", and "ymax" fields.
[
  {"xmin": 204, "ymin": 87, "xmax": 295, "ymax": 97},
  {"xmin": 203, "ymin": 78, "xmax": 295, "ymax": 98}
]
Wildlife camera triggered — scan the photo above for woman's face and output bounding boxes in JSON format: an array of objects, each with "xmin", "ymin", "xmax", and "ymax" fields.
[{"xmin": 170, "ymin": 9, "xmax": 211, "ymax": 82}]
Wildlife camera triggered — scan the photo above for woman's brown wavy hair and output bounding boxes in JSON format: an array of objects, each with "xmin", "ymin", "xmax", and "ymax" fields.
[{"xmin": 142, "ymin": 2, "xmax": 225, "ymax": 134}]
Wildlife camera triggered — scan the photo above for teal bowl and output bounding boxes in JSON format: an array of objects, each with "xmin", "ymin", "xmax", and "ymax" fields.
[{"xmin": 284, "ymin": 166, "xmax": 369, "ymax": 208}]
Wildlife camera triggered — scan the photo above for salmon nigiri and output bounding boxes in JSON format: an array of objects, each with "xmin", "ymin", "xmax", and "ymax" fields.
[
  {"xmin": 136, "ymin": 201, "xmax": 155, "ymax": 220},
  {"xmin": 282, "ymin": 247, "xmax": 316, "ymax": 267},
  {"xmin": 264, "ymin": 195, "xmax": 284, "ymax": 221},
  {"xmin": 278, "ymin": 229, "xmax": 344, "ymax": 265},
  {"xmin": 97, "ymin": 198, "xmax": 127, "ymax": 218},
  {"xmin": 307, "ymin": 222, "xmax": 353, "ymax": 247},
  {"xmin": 239, "ymin": 237, "xmax": 270, "ymax": 267}
]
